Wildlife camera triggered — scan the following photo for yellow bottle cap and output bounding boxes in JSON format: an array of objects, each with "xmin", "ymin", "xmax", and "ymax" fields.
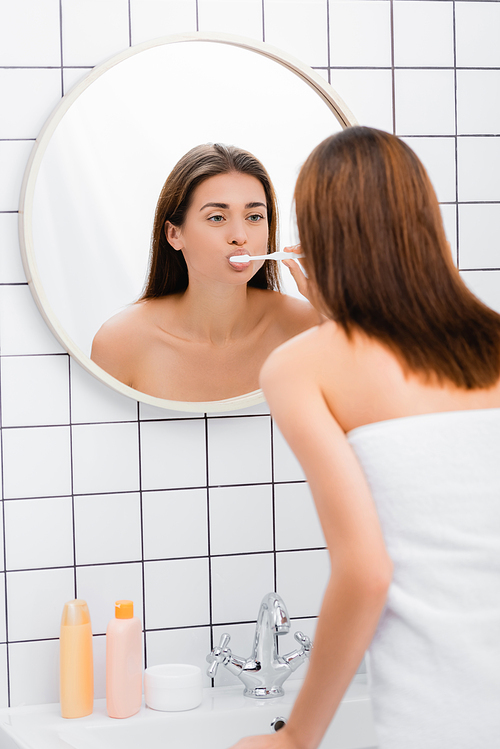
[
  {"xmin": 61, "ymin": 599, "xmax": 91, "ymax": 626},
  {"xmin": 115, "ymin": 600, "xmax": 134, "ymax": 619}
]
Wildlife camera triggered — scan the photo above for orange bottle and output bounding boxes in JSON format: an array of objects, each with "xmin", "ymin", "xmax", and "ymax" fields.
[
  {"xmin": 106, "ymin": 600, "xmax": 142, "ymax": 718},
  {"xmin": 60, "ymin": 599, "xmax": 94, "ymax": 718}
]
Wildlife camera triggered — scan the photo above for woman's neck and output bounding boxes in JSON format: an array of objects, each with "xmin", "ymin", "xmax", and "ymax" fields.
[{"xmin": 173, "ymin": 280, "xmax": 260, "ymax": 345}]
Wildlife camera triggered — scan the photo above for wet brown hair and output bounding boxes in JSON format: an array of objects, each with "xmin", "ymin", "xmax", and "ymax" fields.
[
  {"xmin": 141, "ymin": 143, "xmax": 281, "ymax": 299},
  {"xmin": 294, "ymin": 126, "xmax": 500, "ymax": 389}
]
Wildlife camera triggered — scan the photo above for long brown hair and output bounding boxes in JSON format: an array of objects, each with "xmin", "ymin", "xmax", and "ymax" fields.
[
  {"xmin": 141, "ymin": 143, "xmax": 281, "ymax": 299},
  {"xmin": 294, "ymin": 126, "xmax": 500, "ymax": 389}
]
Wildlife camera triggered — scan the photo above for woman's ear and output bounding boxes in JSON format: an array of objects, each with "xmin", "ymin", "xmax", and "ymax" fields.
[{"xmin": 165, "ymin": 221, "xmax": 183, "ymax": 251}]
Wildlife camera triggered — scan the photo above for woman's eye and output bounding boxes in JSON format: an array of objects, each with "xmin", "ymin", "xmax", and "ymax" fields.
[
  {"xmin": 248, "ymin": 214, "xmax": 264, "ymax": 223},
  {"xmin": 208, "ymin": 215, "xmax": 224, "ymax": 223}
]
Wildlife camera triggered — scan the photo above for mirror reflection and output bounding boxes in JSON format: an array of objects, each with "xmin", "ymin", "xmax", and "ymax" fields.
[
  {"xmin": 91, "ymin": 144, "xmax": 320, "ymax": 401},
  {"xmin": 23, "ymin": 36, "xmax": 355, "ymax": 409}
]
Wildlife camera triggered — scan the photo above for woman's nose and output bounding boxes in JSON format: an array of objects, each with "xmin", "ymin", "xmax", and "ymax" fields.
[{"xmin": 228, "ymin": 222, "xmax": 247, "ymax": 245}]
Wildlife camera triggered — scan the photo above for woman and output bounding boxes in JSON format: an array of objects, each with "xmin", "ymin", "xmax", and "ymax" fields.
[
  {"xmin": 232, "ymin": 127, "xmax": 500, "ymax": 748},
  {"xmin": 91, "ymin": 144, "xmax": 319, "ymax": 402}
]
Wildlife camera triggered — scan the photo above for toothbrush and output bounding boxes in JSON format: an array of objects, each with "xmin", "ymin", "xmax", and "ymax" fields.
[{"xmin": 229, "ymin": 250, "xmax": 304, "ymax": 263}]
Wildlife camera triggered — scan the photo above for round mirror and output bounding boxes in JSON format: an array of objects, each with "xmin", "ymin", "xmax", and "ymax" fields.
[{"xmin": 20, "ymin": 32, "xmax": 356, "ymax": 413}]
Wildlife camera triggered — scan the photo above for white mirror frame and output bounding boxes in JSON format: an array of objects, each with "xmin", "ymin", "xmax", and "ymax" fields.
[{"xmin": 19, "ymin": 31, "xmax": 357, "ymax": 414}]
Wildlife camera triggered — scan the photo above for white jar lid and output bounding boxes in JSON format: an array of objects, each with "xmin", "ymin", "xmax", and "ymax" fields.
[{"xmin": 145, "ymin": 664, "xmax": 201, "ymax": 690}]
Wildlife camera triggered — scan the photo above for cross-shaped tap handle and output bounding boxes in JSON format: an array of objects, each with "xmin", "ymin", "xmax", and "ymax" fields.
[
  {"xmin": 294, "ymin": 630, "xmax": 312, "ymax": 654},
  {"xmin": 206, "ymin": 633, "xmax": 231, "ymax": 678}
]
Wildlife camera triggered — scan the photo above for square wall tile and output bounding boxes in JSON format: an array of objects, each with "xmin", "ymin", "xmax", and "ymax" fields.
[
  {"xmin": 458, "ymin": 204, "xmax": 500, "ymax": 271},
  {"xmin": 273, "ymin": 424, "xmax": 305, "ymax": 482},
  {"xmin": 139, "ymin": 402, "xmax": 203, "ymax": 420},
  {"xmin": 0, "ymin": 69, "xmax": 61, "ymax": 140},
  {"xmin": 0, "ymin": 575, "xmax": 6, "ymax": 642},
  {"xmin": 211, "ymin": 553, "xmax": 274, "ymax": 624},
  {"xmin": 402, "ymin": 137, "xmax": 456, "ymax": 204},
  {"xmin": 460, "ymin": 271, "xmax": 500, "ymax": 316},
  {"xmin": 0, "ymin": 213, "xmax": 27, "ymax": 284},
  {"xmin": 329, "ymin": 1, "xmax": 391, "ymax": 68},
  {"xmin": 0, "ymin": 646, "xmax": 7, "ymax": 708},
  {"xmin": 9, "ymin": 639, "xmax": 59, "ymax": 707},
  {"xmin": 275, "ymin": 482, "xmax": 325, "ymax": 551},
  {"xmin": 140, "ymin": 419, "xmax": 206, "ymax": 491},
  {"xmin": 199, "ymin": 0, "xmax": 262, "ymax": 41},
  {"xmin": 92, "ymin": 633, "xmax": 107, "ymax": 699},
  {"xmin": 146, "ymin": 627, "xmax": 211, "ymax": 685},
  {"xmin": 393, "ymin": 1, "xmax": 454, "ymax": 68},
  {"xmin": 439, "ymin": 204, "xmax": 457, "ymax": 267},
  {"xmin": 76, "ymin": 562, "xmax": 143, "ymax": 635},
  {"xmin": 5, "ymin": 497, "xmax": 74, "ymax": 571},
  {"xmin": 0, "ymin": 0, "xmax": 61, "ymax": 66},
  {"xmin": 395, "ymin": 69, "xmax": 455, "ymax": 136},
  {"xmin": 130, "ymin": 0, "xmax": 197, "ymax": 45},
  {"xmin": 72, "ymin": 422, "xmax": 140, "ymax": 495},
  {"xmin": 144, "ymin": 558, "xmax": 209, "ymax": 630},
  {"xmin": 457, "ymin": 71, "xmax": 500, "ymax": 136},
  {"xmin": 276, "ymin": 549, "xmax": 329, "ymax": 618},
  {"xmin": 62, "ymin": 0, "xmax": 130, "ymax": 67},
  {"xmin": 455, "ymin": 2, "xmax": 500, "ymax": 68},
  {"xmin": 2, "ymin": 426, "xmax": 72, "ymax": 499},
  {"xmin": 209, "ymin": 484, "xmax": 273, "ymax": 556},
  {"xmin": 1, "ymin": 355, "xmax": 70, "ymax": 427},
  {"xmin": 70, "ymin": 360, "xmax": 138, "ymax": 424},
  {"xmin": 330, "ymin": 69, "xmax": 393, "ymax": 133},
  {"xmin": 0, "ymin": 141, "xmax": 34, "ymax": 213},
  {"xmin": 208, "ymin": 416, "xmax": 272, "ymax": 486},
  {"xmin": 0, "ymin": 285, "xmax": 64, "ymax": 355},
  {"xmin": 7, "ymin": 567, "xmax": 75, "ymax": 641},
  {"xmin": 75, "ymin": 492, "xmax": 142, "ymax": 565},
  {"xmin": 142, "ymin": 488, "xmax": 208, "ymax": 560},
  {"xmin": 211, "ymin": 621, "xmax": 256, "ymax": 686},
  {"xmin": 62, "ymin": 67, "xmax": 94, "ymax": 96},
  {"xmin": 264, "ymin": 0, "xmax": 328, "ymax": 68},
  {"xmin": 458, "ymin": 137, "xmax": 500, "ymax": 203}
]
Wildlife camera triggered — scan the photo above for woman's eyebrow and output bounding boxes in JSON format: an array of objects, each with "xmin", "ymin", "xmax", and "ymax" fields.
[{"xmin": 199, "ymin": 201, "xmax": 267, "ymax": 211}]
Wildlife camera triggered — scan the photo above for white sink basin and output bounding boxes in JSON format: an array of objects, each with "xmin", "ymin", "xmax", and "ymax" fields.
[{"xmin": 0, "ymin": 676, "xmax": 376, "ymax": 749}]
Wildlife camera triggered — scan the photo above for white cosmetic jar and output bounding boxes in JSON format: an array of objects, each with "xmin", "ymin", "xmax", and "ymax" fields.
[{"xmin": 144, "ymin": 664, "xmax": 203, "ymax": 712}]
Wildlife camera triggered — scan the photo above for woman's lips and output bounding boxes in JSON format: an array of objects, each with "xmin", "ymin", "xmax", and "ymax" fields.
[{"xmin": 227, "ymin": 252, "xmax": 252, "ymax": 270}]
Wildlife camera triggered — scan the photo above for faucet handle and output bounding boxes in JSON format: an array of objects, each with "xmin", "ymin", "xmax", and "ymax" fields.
[
  {"xmin": 206, "ymin": 633, "xmax": 231, "ymax": 678},
  {"xmin": 294, "ymin": 631, "xmax": 312, "ymax": 655}
]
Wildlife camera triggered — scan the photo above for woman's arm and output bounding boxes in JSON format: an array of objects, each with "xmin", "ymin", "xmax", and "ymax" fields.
[{"xmin": 230, "ymin": 331, "xmax": 392, "ymax": 749}]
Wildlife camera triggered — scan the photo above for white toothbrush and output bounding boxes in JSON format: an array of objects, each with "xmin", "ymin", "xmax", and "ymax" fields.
[{"xmin": 229, "ymin": 251, "xmax": 304, "ymax": 263}]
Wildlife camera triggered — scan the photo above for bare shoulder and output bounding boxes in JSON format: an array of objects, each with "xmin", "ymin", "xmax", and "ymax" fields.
[
  {"xmin": 251, "ymin": 288, "xmax": 322, "ymax": 334},
  {"xmin": 260, "ymin": 320, "xmax": 340, "ymax": 392},
  {"xmin": 90, "ymin": 301, "xmax": 156, "ymax": 383}
]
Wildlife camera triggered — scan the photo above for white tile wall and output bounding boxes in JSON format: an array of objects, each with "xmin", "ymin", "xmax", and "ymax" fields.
[{"xmin": 0, "ymin": 0, "xmax": 498, "ymax": 708}]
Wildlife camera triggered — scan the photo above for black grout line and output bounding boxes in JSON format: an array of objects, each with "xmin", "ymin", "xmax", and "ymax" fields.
[
  {"xmin": 326, "ymin": 0, "xmax": 331, "ymax": 85},
  {"xmin": 452, "ymin": 0, "xmax": 460, "ymax": 266},
  {"xmin": 59, "ymin": 0, "xmax": 64, "ymax": 97},
  {"xmin": 0, "ymin": 353, "xmax": 11, "ymax": 707},
  {"xmin": 137, "ymin": 401, "xmax": 147, "ymax": 669},
  {"xmin": 128, "ymin": 0, "xmax": 132, "ymax": 48},
  {"xmin": 204, "ymin": 414, "xmax": 214, "ymax": 685},
  {"xmin": 68, "ymin": 357, "xmax": 77, "ymax": 598},
  {"xmin": 195, "ymin": 0, "xmax": 199, "ymax": 32},
  {"xmin": 261, "ymin": 0, "xmax": 265, "ymax": 43},
  {"xmin": 2, "ymin": 547, "xmax": 327, "ymax": 575},
  {"xmin": 390, "ymin": 0, "xmax": 396, "ymax": 135}
]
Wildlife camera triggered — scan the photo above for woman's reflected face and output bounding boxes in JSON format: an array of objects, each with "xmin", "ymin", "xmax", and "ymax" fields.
[{"xmin": 167, "ymin": 172, "xmax": 269, "ymax": 285}]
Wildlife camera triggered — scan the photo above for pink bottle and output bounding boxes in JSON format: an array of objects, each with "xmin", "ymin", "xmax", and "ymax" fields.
[{"xmin": 106, "ymin": 600, "xmax": 142, "ymax": 718}]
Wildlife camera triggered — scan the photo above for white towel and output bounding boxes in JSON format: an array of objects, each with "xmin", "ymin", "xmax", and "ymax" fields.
[{"xmin": 348, "ymin": 410, "xmax": 500, "ymax": 749}]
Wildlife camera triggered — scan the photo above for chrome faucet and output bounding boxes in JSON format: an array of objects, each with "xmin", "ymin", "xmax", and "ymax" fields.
[{"xmin": 206, "ymin": 592, "xmax": 312, "ymax": 699}]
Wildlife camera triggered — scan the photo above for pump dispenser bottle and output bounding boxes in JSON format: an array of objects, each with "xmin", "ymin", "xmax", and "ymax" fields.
[
  {"xmin": 106, "ymin": 600, "xmax": 142, "ymax": 718},
  {"xmin": 60, "ymin": 599, "xmax": 94, "ymax": 718}
]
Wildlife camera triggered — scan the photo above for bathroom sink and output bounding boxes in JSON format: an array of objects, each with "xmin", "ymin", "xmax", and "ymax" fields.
[{"xmin": 0, "ymin": 676, "xmax": 376, "ymax": 749}]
